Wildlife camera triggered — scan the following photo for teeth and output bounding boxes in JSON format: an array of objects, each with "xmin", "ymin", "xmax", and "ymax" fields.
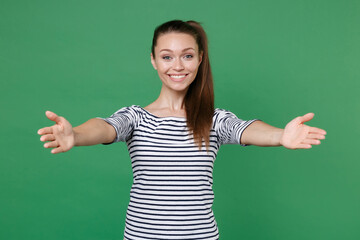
[{"xmin": 170, "ymin": 75, "xmax": 186, "ymax": 79}]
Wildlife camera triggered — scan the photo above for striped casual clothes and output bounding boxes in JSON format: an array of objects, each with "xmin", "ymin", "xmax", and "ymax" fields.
[{"xmin": 102, "ymin": 105, "xmax": 257, "ymax": 240}]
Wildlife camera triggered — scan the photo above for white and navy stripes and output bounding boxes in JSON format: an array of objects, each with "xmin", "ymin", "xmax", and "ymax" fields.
[{"xmin": 102, "ymin": 105, "xmax": 257, "ymax": 240}]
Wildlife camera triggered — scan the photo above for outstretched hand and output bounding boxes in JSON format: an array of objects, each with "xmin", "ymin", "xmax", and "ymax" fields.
[
  {"xmin": 38, "ymin": 111, "xmax": 75, "ymax": 154},
  {"xmin": 280, "ymin": 113, "xmax": 327, "ymax": 149}
]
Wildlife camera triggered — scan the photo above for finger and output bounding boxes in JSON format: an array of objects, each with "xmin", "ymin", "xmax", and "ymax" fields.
[
  {"xmin": 298, "ymin": 113, "xmax": 314, "ymax": 124},
  {"xmin": 297, "ymin": 144, "xmax": 312, "ymax": 149},
  {"xmin": 309, "ymin": 127, "xmax": 327, "ymax": 135},
  {"xmin": 40, "ymin": 134, "xmax": 55, "ymax": 142},
  {"xmin": 303, "ymin": 139, "xmax": 321, "ymax": 145},
  {"xmin": 45, "ymin": 111, "xmax": 62, "ymax": 123},
  {"xmin": 38, "ymin": 127, "xmax": 53, "ymax": 135},
  {"xmin": 44, "ymin": 141, "xmax": 59, "ymax": 149},
  {"xmin": 51, "ymin": 147, "xmax": 64, "ymax": 154},
  {"xmin": 308, "ymin": 133, "xmax": 326, "ymax": 140}
]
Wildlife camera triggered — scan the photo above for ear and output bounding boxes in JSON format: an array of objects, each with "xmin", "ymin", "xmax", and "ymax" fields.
[
  {"xmin": 150, "ymin": 53, "xmax": 157, "ymax": 70},
  {"xmin": 198, "ymin": 51, "xmax": 203, "ymax": 66}
]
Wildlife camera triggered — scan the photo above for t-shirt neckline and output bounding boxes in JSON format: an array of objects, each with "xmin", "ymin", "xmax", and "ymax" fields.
[{"xmin": 137, "ymin": 105, "xmax": 187, "ymax": 120}]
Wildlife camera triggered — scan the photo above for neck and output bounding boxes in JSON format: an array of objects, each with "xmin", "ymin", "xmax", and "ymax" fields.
[{"xmin": 155, "ymin": 85, "xmax": 188, "ymax": 111}]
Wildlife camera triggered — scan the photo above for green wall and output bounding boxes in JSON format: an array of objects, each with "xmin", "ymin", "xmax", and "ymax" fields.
[{"xmin": 1, "ymin": 0, "xmax": 359, "ymax": 239}]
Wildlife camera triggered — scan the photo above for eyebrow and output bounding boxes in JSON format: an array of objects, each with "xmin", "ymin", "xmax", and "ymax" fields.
[{"xmin": 160, "ymin": 47, "xmax": 195, "ymax": 52}]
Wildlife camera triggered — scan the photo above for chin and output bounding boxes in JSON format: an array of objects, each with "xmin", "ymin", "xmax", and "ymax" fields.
[
  {"xmin": 161, "ymin": 78, "xmax": 193, "ymax": 93},
  {"xmin": 170, "ymin": 84, "xmax": 190, "ymax": 92}
]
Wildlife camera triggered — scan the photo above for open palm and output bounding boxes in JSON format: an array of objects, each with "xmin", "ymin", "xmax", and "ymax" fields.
[
  {"xmin": 280, "ymin": 113, "xmax": 326, "ymax": 149},
  {"xmin": 38, "ymin": 111, "xmax": 75, "ymax": 154}
]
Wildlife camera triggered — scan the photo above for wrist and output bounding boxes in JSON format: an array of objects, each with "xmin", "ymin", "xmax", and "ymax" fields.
[
  {"xmin": 72, "ymin": 128, "xmax": 80, "ymax": 146},
  {"xmin": 277, "ymin": 129, "xmax": 285, "ymax": 146}
]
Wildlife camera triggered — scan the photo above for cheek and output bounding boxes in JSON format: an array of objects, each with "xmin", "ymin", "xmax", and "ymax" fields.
[
  {"xmin": 156, "ymin": 62, "xmax": 171, "ymax": 73},
  {"xmin": 186, "ymin": 56, "xmax": 201, "ymax": 72},
  {"xmin": 186, "ymin": 62, "xmax": 200, "ymax": 73}
]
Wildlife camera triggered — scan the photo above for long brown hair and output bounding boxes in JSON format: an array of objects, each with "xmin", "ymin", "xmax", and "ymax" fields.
[{"xmin": 151, "ymin": 20, "xmax": 214, "ymax": 149}]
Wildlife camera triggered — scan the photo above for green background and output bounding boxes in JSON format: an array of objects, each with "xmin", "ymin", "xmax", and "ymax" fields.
[{"xmin": 1, "ymin": 0, "xmax": 359, "ymax": 239}]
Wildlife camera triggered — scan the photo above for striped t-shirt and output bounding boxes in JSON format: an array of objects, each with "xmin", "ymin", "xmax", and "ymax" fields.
[{"xmin": 102, "ymin": 105, "xmax": 257, "ymax": 240}]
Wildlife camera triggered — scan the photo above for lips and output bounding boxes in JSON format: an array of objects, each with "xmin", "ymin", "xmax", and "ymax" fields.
[{"xmin": 168, "ymin": 74, "xmax": 188, "ymax": 82}]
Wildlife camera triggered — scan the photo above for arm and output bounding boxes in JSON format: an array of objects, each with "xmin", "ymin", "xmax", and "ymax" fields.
[
  {"xmin": 240, "ymin": 120, "xmax": 283, "ymax": 147},
  {"xmin": 241, "ymin": 113, "xmax": 327, "ymax": 149},
  {"xmin": 38, "ymin": 111, "xmax": 116, "ymax": 154},
  {"xmin": 73, "ymin": 118, "xmax": 116, "ymax": 146}
]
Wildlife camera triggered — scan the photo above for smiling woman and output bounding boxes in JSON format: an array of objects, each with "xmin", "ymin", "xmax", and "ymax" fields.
[
  {"xmin": 150, "ymin": 31, "xmax": 212, "ymax": 149},
  {"xmin": 38, "ymin": 20, "xmax": 327, "ymax": 240},
  {"xmin": 149, "ymin": 20, "xmax": 214, "ymax": 149}
]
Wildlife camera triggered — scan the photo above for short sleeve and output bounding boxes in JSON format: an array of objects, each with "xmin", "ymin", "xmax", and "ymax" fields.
[
  {"xmin": 98, "ymin": 105, "xmax": 141, "ymax": 143},
  {"xmin": 213, "ymin": 109, "xmax": 259, "ymax": 146}
]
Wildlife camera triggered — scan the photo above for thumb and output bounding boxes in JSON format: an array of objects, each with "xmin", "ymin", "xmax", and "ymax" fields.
[
  {"xmin": 45, "ymin": 111, "xmax": 62, "ymax": 124},
  {"xmin": 298, "ymin": 112, "xmax": 314, "ymax": 124}
]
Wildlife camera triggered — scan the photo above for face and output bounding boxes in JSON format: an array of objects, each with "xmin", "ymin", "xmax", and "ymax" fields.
[{"xmin": 151, "ymin": 32, "xmax": 203, "ymax": 93}]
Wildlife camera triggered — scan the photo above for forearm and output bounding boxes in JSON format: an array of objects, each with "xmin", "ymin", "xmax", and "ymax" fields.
[
  {"xmin": 240, "ymin": 120, "xmax": 284, "ymax": 147},
  {"xmin": 73, "ymin": 118, "xmax": 116, "ymax": 146}
]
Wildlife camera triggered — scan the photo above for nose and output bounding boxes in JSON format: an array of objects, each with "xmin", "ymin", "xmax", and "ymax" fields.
[{"xmin": 173, "ymin": 58, "xmax": 185, "ymax": 71}]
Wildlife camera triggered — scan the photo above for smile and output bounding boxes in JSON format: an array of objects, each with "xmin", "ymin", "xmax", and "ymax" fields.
[{"xmin": 168, "ymin": 74, "xmax": 188, "ymax": 81}]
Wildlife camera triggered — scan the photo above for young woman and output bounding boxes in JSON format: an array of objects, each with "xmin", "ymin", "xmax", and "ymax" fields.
[{"xmin": 38, "ymin": 20, "xmax": 326, "ymax": 240}]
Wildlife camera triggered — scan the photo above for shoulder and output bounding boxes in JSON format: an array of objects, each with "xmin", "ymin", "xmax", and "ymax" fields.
[
  {"xmin": 212, "ymin": 108, "xmax": 246, "ymax": 129},
  {"xmin": 108, "ymin": 105, "xmax": 145, "ymax": 123},
  {"xmin": 213, "ymin": 108, "xmax": 238, "ymax": 121},
  {"xmin": 214, "ymin": 108, "xmax": 233, "ymax": 115},
  {"xmin": 112, "ymin": 105, "xmax": 143, "ymax": 114}
]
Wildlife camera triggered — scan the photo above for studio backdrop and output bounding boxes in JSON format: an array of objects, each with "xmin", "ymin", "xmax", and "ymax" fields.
[{"xmin": 1, "ymin": 0, "xmax": 359, "ymax": 239}]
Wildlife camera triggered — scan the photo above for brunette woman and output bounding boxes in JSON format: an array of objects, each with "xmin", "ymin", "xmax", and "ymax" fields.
[{"xmin": 38, "ymin": 20, "xmax": 326, "ymax": 240}]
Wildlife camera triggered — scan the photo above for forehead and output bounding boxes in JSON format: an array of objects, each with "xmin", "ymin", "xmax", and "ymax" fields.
[{"xmin": 155, "ymin": 32, "xmax": 198, "ymax": 52}]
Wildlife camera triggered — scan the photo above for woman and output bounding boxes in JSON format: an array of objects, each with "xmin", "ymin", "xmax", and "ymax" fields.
[{"xmin": 38, "ymin": 20, "xmax": 326, "ymax": 240}]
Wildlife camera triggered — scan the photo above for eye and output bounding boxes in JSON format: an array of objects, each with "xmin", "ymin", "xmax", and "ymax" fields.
[
  {"xmin": 162, "ymin": 56, "xmax": 171, "ymax": 60},
  {"xmin": 184, "ymin": 54, "xmax": 193, "ymax": 59}
]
